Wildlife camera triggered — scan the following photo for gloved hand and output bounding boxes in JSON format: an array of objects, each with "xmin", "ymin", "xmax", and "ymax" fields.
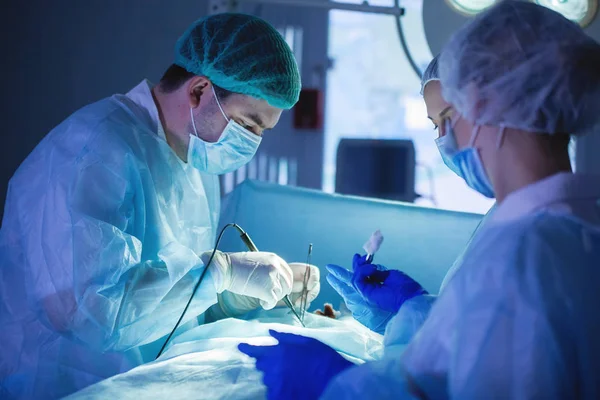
[
  {"xmin": 283, "ymin": 262, "xmax": 320, "ymax": 309},
  {"xmin": 351, "ymin": 254, "xmax": 427, "ymax": 313},
  {"xmin": 238, "ymin": 330, "xmax": 353, "ymax": 400},
  {"xmin": 326, "ymin": 263, "xmax": 395, "ymax": 334},
  {"xmin": 201, "ymin": 250, "xmax": 293, "ymax": 310}
]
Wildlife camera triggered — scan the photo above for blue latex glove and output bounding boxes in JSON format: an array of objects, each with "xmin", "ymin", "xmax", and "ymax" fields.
[
  {"xmin": 351, "ymin": 254, "xmax": 428, "ymax": 313},
  {"xmin": 326, "ymin": 263, "xmax": 395, "ymax": 334},
  {"xmin": 238, "ymin": 330, "xmax": 353, "ymax": 400}
]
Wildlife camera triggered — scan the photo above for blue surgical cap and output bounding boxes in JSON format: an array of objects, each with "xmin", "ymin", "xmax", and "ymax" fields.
[
  {"xmin": 439, "ymin": 0, "xmax": 600, "ymax": 135},
  {"xmin": 420, "ymin": 55, "xmax": 440, "ymax": 95},
  {"xmin": 175, "ymin": 13, "xmax": 301, "ymax": 110}
]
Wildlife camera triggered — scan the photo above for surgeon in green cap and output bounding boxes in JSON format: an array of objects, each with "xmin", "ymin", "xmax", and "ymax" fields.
[{"xmin": 0, "ymin": 13, "xmax": 319, "ymax": 400}]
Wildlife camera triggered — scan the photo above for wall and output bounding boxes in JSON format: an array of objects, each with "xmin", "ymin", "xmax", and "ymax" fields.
[
  {"xmin": 221, "ymin": 1, "xmax": 328, "ymax": 193},
  {"xmin": 0, "ymin": 1, "xmax": 208, "ymax": 219}
]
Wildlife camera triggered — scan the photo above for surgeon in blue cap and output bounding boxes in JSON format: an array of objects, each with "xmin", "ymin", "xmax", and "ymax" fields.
[{"xmin": 0, "ymin": 13, "xmax": 321, "ymax": 400}]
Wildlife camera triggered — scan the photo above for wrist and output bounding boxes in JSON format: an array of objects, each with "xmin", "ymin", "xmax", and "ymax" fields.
[
  {"xmin": 217, "ymin": 290, "xmax": 261, "ymax": 318},
  {"xmin": 201, "ymin": 250, "xmax": 232, "ymax": 293}
]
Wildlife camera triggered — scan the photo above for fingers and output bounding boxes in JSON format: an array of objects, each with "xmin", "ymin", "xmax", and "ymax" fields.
[
  {"xmin": 326, "ymin": 274, "xmax": 356, "ymax": 300},
  {"xmin": 288, "ymin": 281, "xmax": 321, "ymax": 309},
  {"xmin": 325, "ymin": 264, "xmax": 353, "ymax": 284},
  {"xmin": 269, "ymin": 329, "xmax": 311, "ymax": 345},
  {"xmin": 260, "ymin": 255, "xmax": 294, "ymax": 309},
  {"xmin": 260, "ymin": 293, "xmax": 280, "ymax": 310},
  {"xmin": 273, "ymin": 255, "xmax": 294, "ymax": 294},
  {"xmin": 307, "ymin": 282, "xmax": 320, "ymax": 303},
  {"xmin": 353, "ymin": 262, "xmax": 379, "ymax": 283},
  {"xmin": 352, "ymin": 263, "xmax": 383, "ymax": 301},
  {"xmin": 288, "ymin": 263, "xmax": 320, "ymax": 293},
  {"xmin": 238, "ymin": 343, "xmax": 274, "ymax": 359},
  {"xmin": 352, "ymin": 253, "xmax": 371, "ymax": 271}
]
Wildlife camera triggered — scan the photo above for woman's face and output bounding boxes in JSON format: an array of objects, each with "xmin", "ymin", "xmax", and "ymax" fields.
[
  {"xmin": 423, "ymin": 81, "xmax": 452, "ymax": 137},
  {"xmin": 422, "ymin": 81, "xmax": 473, "ymax": 149}
]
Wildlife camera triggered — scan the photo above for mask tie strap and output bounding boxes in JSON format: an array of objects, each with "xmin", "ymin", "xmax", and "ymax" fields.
[
  {"xmin": 496, "ymin": 126, "xmax": 506, "ymax": 149},
  {"xmin": 468, "ymin": 125, "xmax": 481, "ymax": 147},
  {"xmin": 212, "ymin": 86, "xmax": 230, "ymax": 122},
  {"xmin": 190, "ymin": 108, "xmax": 200, "ymax": 137}
]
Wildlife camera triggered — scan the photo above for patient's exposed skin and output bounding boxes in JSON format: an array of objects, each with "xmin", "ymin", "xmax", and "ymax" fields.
[{"xmin": 315, "ymin": 304, "xmax": 337, "ymax": 319}]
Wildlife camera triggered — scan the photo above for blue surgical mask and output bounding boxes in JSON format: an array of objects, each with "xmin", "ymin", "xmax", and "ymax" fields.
[
  {"xmin": 188, "ymin": 87, "xmax": 262, "ymax": 175},
  {"xmin": 435, "ymin": 117, "xmax": 495, "ymax": 198}
]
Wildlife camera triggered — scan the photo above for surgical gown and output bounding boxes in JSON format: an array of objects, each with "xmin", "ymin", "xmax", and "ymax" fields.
[
  {"xmin": 323, "ymin": 173, "xmax": 600, "ymax": 399},
  {"xmin": 383, "ymin": 205, "xmax": 495, "ymax": 355},
  {"xmin": 0, "ymin": 81, "xmax": 221, "ymax": 399}
]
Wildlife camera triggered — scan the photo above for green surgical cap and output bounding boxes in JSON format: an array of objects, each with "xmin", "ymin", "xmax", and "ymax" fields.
[{"xmin": 175, "ymin": 13, "xmax": 301, "ymax": 109}]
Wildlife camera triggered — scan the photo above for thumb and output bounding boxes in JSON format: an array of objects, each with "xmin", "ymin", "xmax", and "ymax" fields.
[
  {"xmin": 353, "ymin": 262, "xmax": 379, "ymax": 283},
  {"xmin": 269, "ymin": 329, "xmax": 310, "ymax": 345}
]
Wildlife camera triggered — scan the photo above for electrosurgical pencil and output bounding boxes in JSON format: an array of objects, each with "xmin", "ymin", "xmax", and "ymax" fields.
[{"xmin": 238, "ymin": 229, "xmax": 305, "ymax": 327}]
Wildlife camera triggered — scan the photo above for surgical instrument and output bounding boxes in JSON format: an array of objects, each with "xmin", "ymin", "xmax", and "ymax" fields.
[
  {"xmin": 299, "ymin": 244, "xmax": 313, "ymax": 324},
  {"xmin": 238, "ymin": 227, "xmax": 305, "ymax": 328},
  {"xmin": 157, "ymin": 223, "xmax": 304, "ymax": 360}
]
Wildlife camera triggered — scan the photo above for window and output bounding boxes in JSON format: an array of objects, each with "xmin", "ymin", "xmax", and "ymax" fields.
[
  {"xmin": 534, "ymin": 0, "xmax": 597, "ymax": 26},
  {"xmin": 325, "ymin": 1, "xmax": 495, "ymax": 214}
]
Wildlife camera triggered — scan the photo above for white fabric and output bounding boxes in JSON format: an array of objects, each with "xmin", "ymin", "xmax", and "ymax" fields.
[
  {"xmin": 0, "ymin": 81, "xmax": 221, "ymax": 399},
  {"xmin": 324, "ymin": 173, "xmax": 600, "ymax": 399},
  {"xmin": 64, "ymin": 309, "xmax": 384, "ymax": 400}
]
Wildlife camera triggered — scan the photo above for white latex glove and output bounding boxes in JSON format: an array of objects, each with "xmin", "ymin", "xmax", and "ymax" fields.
[
  {"xmin": 201, "ymin": 250, "xmax": 293, "ymax": 310},
  {"xmin": 281, "ymin": 263, "xmax": 320, "ymax": 309}
]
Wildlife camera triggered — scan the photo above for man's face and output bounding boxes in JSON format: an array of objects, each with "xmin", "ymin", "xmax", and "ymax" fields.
[{"xmin": 191, "ymin": 86, "xmax": 283, "ymax": 143}]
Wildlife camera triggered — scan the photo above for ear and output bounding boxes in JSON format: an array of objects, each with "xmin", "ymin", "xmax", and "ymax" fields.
[{"xmin": 187, "ymin": 76, "xmax": 212, "ymax": 109}]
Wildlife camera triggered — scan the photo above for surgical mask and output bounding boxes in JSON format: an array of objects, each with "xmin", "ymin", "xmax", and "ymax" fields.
[
  {"xmin": 435, "ymin": 117, "xmax": 495, "ymax": 198},
  {"xmin": 187, "ymin": 87, "xmax": 262, "ymax": 174}
]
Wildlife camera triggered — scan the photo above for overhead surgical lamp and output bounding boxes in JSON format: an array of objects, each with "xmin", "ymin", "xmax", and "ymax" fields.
[
  {"xmin": 442, "ymin": 0, "xmax": 598, "ymax": 26},
  {"xmin": 445, "ymin": 0, "xmax": 496, "ymax": 16},
  {"xmin": 533, "ymin": 0, "xmax": 597, "ymax": 27},
  {"xmin": 424, "ymin": 0, "xmax": 600, "ymax": 56}
]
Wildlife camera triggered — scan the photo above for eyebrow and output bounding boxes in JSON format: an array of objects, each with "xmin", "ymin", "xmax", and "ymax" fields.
[
  {"xmin": 245, "ymin": 113, "xmax": 267, "ymax": 129},
  {"xmin": 438, "ymin": 106, "xmax": 452, "ymax": 119},
  {"xmin": 427, "ymin": 106, "xmax": 452, "ymax": 121}
]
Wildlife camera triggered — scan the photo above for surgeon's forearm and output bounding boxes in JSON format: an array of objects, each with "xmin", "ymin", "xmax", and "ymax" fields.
[
  {"xmin": 72, "ymin": 261, "xmax": 217, "ymax": 351},
  {"xmin": 383, "ymin": 294, "xmax": 437, "ymax": 351}
]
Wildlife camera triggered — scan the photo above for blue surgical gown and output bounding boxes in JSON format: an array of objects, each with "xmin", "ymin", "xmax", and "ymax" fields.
[
  {"xmin": 322, "ymin": 173, "xmax": 600, "ymax": 399},
  {"xmin": 0, "ymin": 81, "xmax": 221, "ymax": 399}
]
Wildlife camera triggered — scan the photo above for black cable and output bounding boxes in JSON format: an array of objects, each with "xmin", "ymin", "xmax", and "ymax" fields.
[
  {"xmin": 393, "ymin": 0, "xmax": 422, "ymax": 79},
  {"xmin": 155, "ymin": 222, "xmax": 247, "ymax": 360}
]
